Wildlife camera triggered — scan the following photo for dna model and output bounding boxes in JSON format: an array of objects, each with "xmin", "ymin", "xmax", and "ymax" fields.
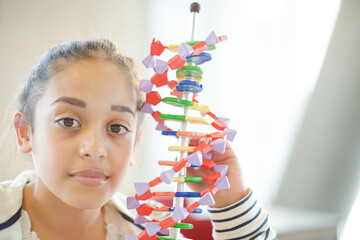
[{"xmin": 126, "ymin": 3, "xmax": 237, "ymax": 240}]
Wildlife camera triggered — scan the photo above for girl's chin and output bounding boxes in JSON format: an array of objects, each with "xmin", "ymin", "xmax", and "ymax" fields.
[
  {"xmin": 60, "ymin": 186, "xmax": 112, "ymax": 210},
  {"xmin": 64, "ymin": 197, "xmax": 109, "ymax": 210}
]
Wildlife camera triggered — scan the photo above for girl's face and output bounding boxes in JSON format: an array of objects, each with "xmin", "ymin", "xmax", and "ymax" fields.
[{"xmin": 29, "ymin": 59, "xmax": 138, "ymax": 209}]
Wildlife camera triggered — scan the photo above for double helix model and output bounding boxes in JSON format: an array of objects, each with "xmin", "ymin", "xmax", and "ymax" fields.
[{"xmin": 126, "ymin": 3, "xmax": 237, "ymax": 240}]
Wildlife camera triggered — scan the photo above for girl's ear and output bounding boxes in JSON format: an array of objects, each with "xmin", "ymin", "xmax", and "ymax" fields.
[{"xmin": 14, "ymin": 111, "xmax": 32, "ymax": 153}]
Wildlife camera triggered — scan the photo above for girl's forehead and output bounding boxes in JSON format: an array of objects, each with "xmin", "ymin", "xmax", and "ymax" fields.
[{"xmin": 45, "ymin": 60, "xmax": 137, "ymax": 108}]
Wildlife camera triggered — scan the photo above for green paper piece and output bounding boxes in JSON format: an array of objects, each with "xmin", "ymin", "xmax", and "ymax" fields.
[
  {"xmin": 162, "ymin": 97, "xmax": 193, "ymax": 108},
  {"xmin": 172, "ymin": 223, "xmax": 194, "ymax": 229},
  {"xmin": 176, "ymin": 65, "xmax": 203, "ymax": 79},
  {"xmin": 184, "ymin": 177, "xmax": 203, "ymax": 182},
  {"xmin": 160, "ymin": 114, "xmax": 186, "ymax": 121},
  {"xmin": 185, "ymin": 41, "xmax": 216, "ymax": 51}
]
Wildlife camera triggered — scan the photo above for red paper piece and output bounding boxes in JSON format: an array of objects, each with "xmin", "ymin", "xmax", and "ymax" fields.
[
  {"xmin": 138, "ymin": 229, "xmax": 158, "ymax": 240},
  {"xmin": 204, "ymin": 172, "xmax": 222, "ymax": 184},
  {"xmin": 151, "ymin": 38, "xmax": 165, "ymax": 56},
  {"xmin": 212, "ymin": 119, "xmax": 228, "ymax": 131},
  {"xmin": 135, "ymin": 189, "xmax": 153, "ymax": 201},
  {"xmin": 146, "ymin": 91, "xmax": 162, "ymax": 106},
  {"xmin": 201, "ymin": 158, "xmax": 216, "ymax": 171},
  {"xmin": 151, "ymin": 70, "xmax": 168, "ymax": 87},
  {"xmin": 193, "ymin": 144, "xmax": 212, "ymax": 155},
  {"xmin": 218, "ymin": 35, "xmax": 228, "ymax": 42},
  {"xmin": 192, "ymin": 41, "xmax": 207, "ymax": 55},
  {"xmin": 200, "ymin": 185, "xmax": 219, "ymax": 196},
  {"xmin": 167, "ymin": 80, "xmax": 178, "ymax": 89},
  {"xmin": 170, "ymin": 89, "xmax": 183, "ymax": 99},
  {"xmin": 151, "ymin": 111, "xmax": 165, "ymax": 125},
  {"xmin": 136, "ymin": 203, "xmax": 154, "ymax": 216},
  {"xmin": 168, "ymin": 55, "xmax": 186, "ymax": 70}
]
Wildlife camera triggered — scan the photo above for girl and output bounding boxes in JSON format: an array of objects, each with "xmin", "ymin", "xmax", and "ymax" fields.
[{"xmin": 0, "ymin": 39, "xmax": 276, "ymax": 239}]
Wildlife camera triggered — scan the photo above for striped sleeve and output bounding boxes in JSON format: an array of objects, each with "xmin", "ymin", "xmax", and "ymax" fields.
[{"xmin": 208, "ymin": 190, "xmax": 277, "ymax": 240}]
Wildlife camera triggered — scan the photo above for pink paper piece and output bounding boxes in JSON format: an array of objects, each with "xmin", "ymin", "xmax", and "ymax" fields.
[
  {"xmin": 178, "ymin": 43, "xmax": 194, "ymax": 58},
  {"xmin": 199, "ymin": 192, "xmax": 215, "ymax": 206},
  {"xmin": 210, "ymin": 139, "xmax": 226, "ymax": 154},
  {"xmin": 158, "ymin": 229, "xmax": 170, "ymax": 236},
  {"xmin": 171, "ymin": 207, "xmax": 189, "ymax": 221},
  {"xmin": 134, "ymin": 215, "xmax": 149, "ymax": 224},
  {"xmin": 139, "ymin": 103, "xmax": 154, "ymax": 114},
  {"xmin": 126, "ymin": 196, "xmax": 140, "ymax": 209},
  {"xmin": 144, "ymin": 222, "xmax": 161, "ymax": 236},
  {"xmin": 217, "ymin": 117, "xmax": 230, "ymax": 125},
  {"xmin": 215, "ymin": 176, "xmax": 230, "ymax": 190},
  {"xmin": 125, "ymin": 236, "xmax": 138, "ymax": 240},
  {"xmin": 156, "ymin": 123, "xmax": 168, "ymax": 131},
  {"xmin": 223, "ymin": 128, "xmax": 237, "ymax": 142},
  {"xmin": 140, "ymin": 80, "xmax": 154, "ymax": 93},
  {"xmin": 213, "ymin": 164, "xmax": 228, "ymax": 176},
  {"xmin": 160, "ymin": 169, "xmax": 176, "ymax": 184},
  {"xmin": 205, "ymin": 31, "xmax": 220, "ymax": 45},
  {"xmin": 187, "ymin": 151, "xmax": 203, "ymax": 166},
  {"xmin": 154, "ymin": 59, "xmax": 169, "ymax": 74},
  {"xmin": 134, "ymin": 182, "xmax": 150, "ymax": 196},
  {"xmin": 142, "ymin": 54, "xmax": 155, "ymax": 68},
  {"xmin": 204, "ymin": 151, "xmax": 213, "ymax": 159}
]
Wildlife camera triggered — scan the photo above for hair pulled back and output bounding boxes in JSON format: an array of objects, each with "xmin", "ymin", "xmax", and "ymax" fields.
[{"xmin": 17, "ymin": 39, "xmax": 144, "ymax": 130}]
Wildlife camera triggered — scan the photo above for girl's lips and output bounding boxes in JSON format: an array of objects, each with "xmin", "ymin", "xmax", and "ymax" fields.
[
  {"xmin": 69, "ymin": 169, "xmax": 109, "ymax": 187},
  {"xmin": 70, "ymin": 169, "xmax": 109, "ymax": 178}
]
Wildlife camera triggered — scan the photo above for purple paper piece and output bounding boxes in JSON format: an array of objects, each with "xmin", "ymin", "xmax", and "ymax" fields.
[
  {"xmin": 154, "ymin": 59, "xmax": 169, "ymax": 74},
  {"xmin": 223, "ymin": 128, "xmax": 237, "ymax": 142},
  {"xmin": 187, "ymin": 151, "xmax": 203, "ymax": 166},
  {"xmin": 140, "ymin": 80, "xmax": 154, "ymax": 93},
  {"xmin": 215, "ymin": 176, "xmax": 230, "ymax": 190},
  {"xmin": 200, "ymin": 112, "xmax": 207, "ymax": 117},
  {"xmin": 156, "ymin": 123, "xmax": 168, "ymax": 131},
  {"xmin": 204, "ymin": 151, "xmax": 213, "ymax": 159},
  {"xmin": 158, "ymin": 229, "xmax": 169, "ymax": 236},
  {"xmin": 199, "ymin": 192, "xmax": 215, "ymax": 206},
  {"xmin": 171, "ymin": 207, "xmax": 189, "ymax": 221},
  {"xmin": 210, "ymin": 139, "xmax": 226, "ymax": 154},
  {"xmin": 160, "ymin": 169, "xmax": 176, "ymax": 184},
  {"xmin": 126, "ymin": 196, "xmax": 140, "ymax": 209},
  {"xmin": 178, "ymin": 43, "xmax": 194, "ymax": 58},
  {"xmin": 125, "ymin": 236, "xmax": 138, "ymax": 240},
  {"xmin": 142, "ymin": 55, "xmax": 155, "ymax": 69},
  {"xmin": 139, "ymin": 103, "xmax": 154, "ymax": 114},
  {"xmin": 134, "ymin": 182, "xmax": 150, "ymax": 196},
  {"xmin": 213, "ymin": 164, "xmax": 229, "ymax": 176},
  {"xmin": 144, "ymin": 222, "xmax": 161, "ymax": 236},
  {"xmin": 217, "ymin": 117, "xmax": 230, "ymax": 125},
  {"xmin": 134, "ymin": 215, "xmax": 149, "ymax": 224},
  {"xmin": 205, "ymin": 31, "xmax": 220, "ymax": 45}
]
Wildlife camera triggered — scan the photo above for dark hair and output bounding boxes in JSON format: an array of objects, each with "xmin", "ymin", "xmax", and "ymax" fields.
[{"xmin": 17, "ymin": 39, "xmax": 144, "ymax": 131}]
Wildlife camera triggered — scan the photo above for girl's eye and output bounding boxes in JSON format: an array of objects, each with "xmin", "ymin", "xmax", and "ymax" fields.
[
  {"xmin": 108, "ymin": 124, "xmax": 128, "ymax": 135},
  {"xmin": 57, "ymin": 118, "xmax": 80, "ymax": 128}
]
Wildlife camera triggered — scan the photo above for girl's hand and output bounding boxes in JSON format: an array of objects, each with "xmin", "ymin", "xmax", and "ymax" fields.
[{"xmin": 186, "ymin": 139, "xmax": 249, "ymax": 208}]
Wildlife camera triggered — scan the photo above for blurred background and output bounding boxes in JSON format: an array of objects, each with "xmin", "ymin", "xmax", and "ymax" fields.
[{"xmin": 0, "ymin": 0, "xmax": 359, "ymax": 239}]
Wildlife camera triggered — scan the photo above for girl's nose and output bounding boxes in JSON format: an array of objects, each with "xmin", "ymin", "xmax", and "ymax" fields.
[{"xmin": 79, "ymin": 131, "xmax": 107, "ymax": 161}]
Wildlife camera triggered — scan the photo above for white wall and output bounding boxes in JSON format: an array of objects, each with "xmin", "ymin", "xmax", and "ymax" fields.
[{"xmin": 275, "ymin": 0, "xmax": 360, "ymax": 217}]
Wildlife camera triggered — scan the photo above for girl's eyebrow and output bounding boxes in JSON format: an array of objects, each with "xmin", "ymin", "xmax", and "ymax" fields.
[
  {"xmin": 51, "ymin": 96, "xmax": 86, "ymax": 108},
  {"xmin": 51, "ymin": 96, "xmax": 135, "ymax": 116},
  {"xmin": 111, "ymin": 105, "xmax": 135, "ymax": 117}
]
